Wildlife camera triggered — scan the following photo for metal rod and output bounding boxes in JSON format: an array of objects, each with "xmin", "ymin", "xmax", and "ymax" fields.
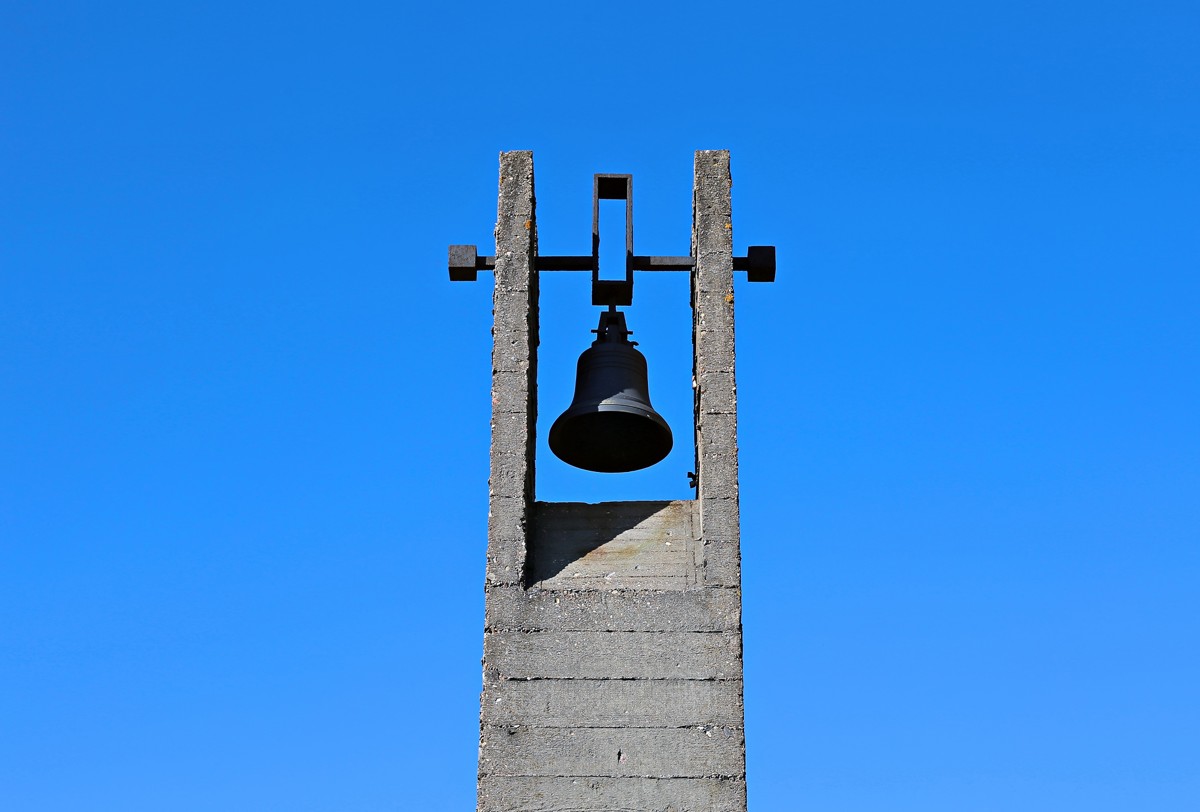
[{"xmin": 455, "ymin": 252, "xmax": 772, "ymax": 277}]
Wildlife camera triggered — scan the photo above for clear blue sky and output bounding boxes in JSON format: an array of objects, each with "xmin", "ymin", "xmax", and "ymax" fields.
[{"xmin": 2, "ymin": 1, "xmax": 1197, "ymax": 810}]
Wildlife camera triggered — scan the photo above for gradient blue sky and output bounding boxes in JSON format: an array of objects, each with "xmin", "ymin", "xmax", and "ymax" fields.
[{"xmin": 2, "ymin": 1, "xmax": 1198, "ymax": 810}]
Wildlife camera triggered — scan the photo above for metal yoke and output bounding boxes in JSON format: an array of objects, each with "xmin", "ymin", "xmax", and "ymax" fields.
[{"xmin": 448, "ymin": 173, "xmax": 777, "ymax": 298}]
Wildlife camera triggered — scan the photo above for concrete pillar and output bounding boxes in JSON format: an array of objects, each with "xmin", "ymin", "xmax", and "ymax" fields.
[
  {"xmin": 478, "ymin": 150, "xmax": 747, "ymax": 812},
  {"xmin": 693, "ymin": 150, "xmax": 743, "ymax": 591},
  {"xmin": 485, "ymin": 150, "xmax": 538, "ymax": 588}
]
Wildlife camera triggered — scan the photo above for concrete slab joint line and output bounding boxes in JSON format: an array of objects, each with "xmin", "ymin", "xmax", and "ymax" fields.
[{"xmin": 479, "ymin": 151, "xmax": 746, "ymax": 812}]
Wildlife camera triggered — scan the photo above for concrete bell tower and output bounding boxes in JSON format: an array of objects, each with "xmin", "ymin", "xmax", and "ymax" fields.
[{"xmin": 451, "ymin": 150, "xmax": 774, "ymax": 812}]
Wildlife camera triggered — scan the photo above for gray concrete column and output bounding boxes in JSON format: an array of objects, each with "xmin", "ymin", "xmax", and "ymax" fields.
[
  {"xmin": 693, "ymin": 150, "xmax": 742, "ymax": 590},
  {"xmin": 486, "ymin": 150, "xmax": 538, "ymax": 588}
]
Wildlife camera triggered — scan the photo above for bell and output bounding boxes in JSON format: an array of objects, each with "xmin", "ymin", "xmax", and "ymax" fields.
[{"xmin": 549, "ymin": 309, "xmax": 673, "ymax": 473}]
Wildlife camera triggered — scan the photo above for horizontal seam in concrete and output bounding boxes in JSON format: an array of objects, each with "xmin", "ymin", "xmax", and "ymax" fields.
[
  {"xmin": 492, "ymin": 586, "xmax": 733, "ymax": 594},
  {"xmin": 493, "ymin": 584, "xmax": 742, "ymax": 595},
  {"xmin": 484, "ymin": 625, "xmax": 742, "ymax": 633},
  {"xmin": 486, "ymin": 629, "xmax": 733, "ymax": 635},
  {"xmin": 479, "ymin": 728, "xmax": 745, "ymax": 734},
  {"xmin": 481, "ymin": 723, "xmax": 743, "ymax": 728},
  {"xmin": 478, "ymin": 773, "xmax": 747, "ymax": 780},
  {"xmin": 490, "ymin": 676, "xmax": 741, "ymax": 682}
]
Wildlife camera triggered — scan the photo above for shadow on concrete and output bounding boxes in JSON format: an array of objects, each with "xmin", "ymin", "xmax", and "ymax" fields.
[{"xmin": 527, "ymin": 500, "xmax": 695, "ymax": 587}]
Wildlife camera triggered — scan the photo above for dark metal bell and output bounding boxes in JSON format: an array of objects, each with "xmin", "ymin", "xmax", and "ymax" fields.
[{"xmin": 549, "ymin": 309, "xmax": 673, "ymax": 473}]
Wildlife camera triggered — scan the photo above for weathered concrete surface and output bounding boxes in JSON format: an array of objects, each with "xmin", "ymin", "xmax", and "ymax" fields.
[
  {"xmin": 692, "ymin": 151, "xmax": 741, "ymax": 556},
  {"xmin": 486, "ymin": 150, "xmax": 537, "ymax": 589},
  {"xmin": 478, "ymin": 776, "xmax": 748, "ymax": 812},
  {"xmin": 485, "ymin": 587, "xmax": 741, "ymax": 633},
  {"xmin": 479, "ymin": 151, "xmax": 747, "ymax": 812},
  {"xmin": 481, "ymin": 679, "xmax": 744, "ymax": 728},
  {"xmin": 485, "ymin": 631, "xmax": 742, "ymax": 680},
  {"xmin": 529, "ymin": 501, "xmax": 698, "ymax": 590},
  {"xmin": 480, "ymin": 727, "xmax": 745, "ymax": 778}
]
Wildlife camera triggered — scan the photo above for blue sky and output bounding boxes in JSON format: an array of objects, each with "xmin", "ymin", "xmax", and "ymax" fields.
[{"xmin": 2, "ymin": 1, "xmax": 1197, "ymax": 810}]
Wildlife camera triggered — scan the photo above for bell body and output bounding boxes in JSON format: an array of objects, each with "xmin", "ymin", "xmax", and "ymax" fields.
[{"xmin": 549, "ymin": 311, "xmax": 673, "ymax": 473}]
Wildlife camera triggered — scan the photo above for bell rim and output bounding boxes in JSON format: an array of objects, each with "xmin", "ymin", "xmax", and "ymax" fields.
[{"xmin": 548, "ymin": 404, "xmax": 674, "ymax": 473}]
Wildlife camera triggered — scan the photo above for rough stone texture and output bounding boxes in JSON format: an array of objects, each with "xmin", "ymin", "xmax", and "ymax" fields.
[{"xmin": 479, "ymin": 151, "xmax": 747, "ymax": 812}]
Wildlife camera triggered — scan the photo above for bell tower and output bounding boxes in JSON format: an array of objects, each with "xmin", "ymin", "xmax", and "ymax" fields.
[{"xmin": 450, "ymin": 150, "xmax": 775, "ymax": 812}]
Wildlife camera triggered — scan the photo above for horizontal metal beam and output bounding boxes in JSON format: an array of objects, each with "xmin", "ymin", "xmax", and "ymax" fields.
[{"xmin": 449, "ymin": 245, "xmax": 775, "ymax": 283}]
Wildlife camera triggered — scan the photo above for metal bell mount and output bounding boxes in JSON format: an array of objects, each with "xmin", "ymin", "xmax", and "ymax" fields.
[{"xmin": 448, "ymin": 170, "xmax": 776, "ymax": 475}]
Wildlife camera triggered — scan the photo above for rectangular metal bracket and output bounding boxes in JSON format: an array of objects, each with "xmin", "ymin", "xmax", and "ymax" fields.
[{"xmin": 592, "ymin": 174, "xmax": 633, "ymax": 306}]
